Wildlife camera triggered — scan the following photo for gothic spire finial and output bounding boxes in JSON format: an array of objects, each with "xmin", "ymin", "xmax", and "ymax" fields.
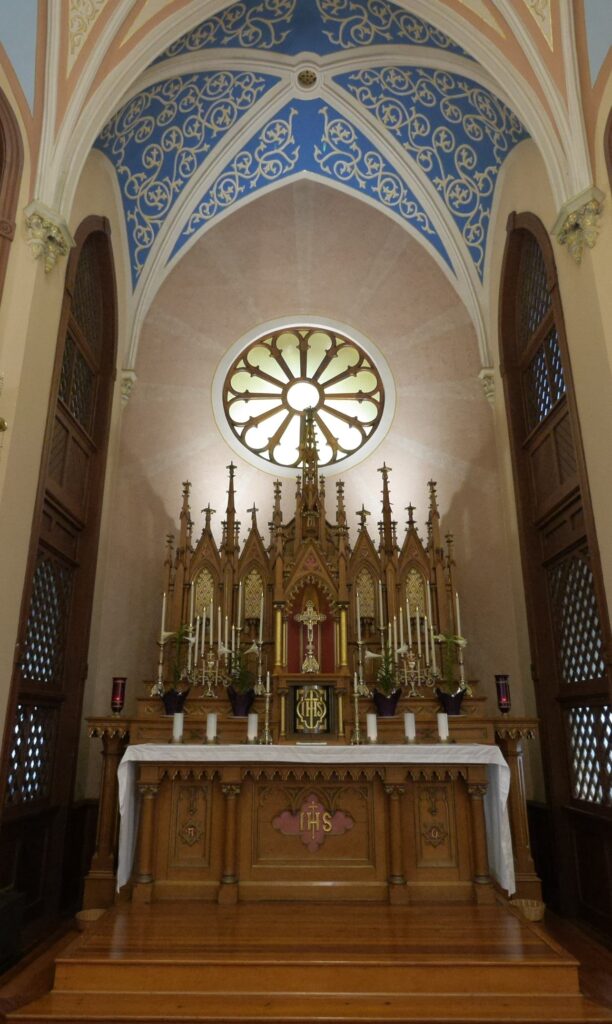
[
  {"xmin": 405, "ymin": 503, "xmax": 415, "ymax": 528},
  {"xmin": 357, "ymin": 504, "xmax": 371, "ymax": 530}
]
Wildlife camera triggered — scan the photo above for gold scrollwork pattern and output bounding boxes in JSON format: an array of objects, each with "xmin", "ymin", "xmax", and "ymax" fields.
[
  {"xmin": 336, "ymin": 67, "xmax": 528, "ymax": 278},
  {"xmin": 315, "ymin": 0, "xmax": 468, "ymax": 55},
  {"xmin": 195, "ymin": 568, "xmax": 215, "ymax": 615},
  {"xmin": 159, "ymin": 0, "xmax": 297, "ymax": 60},
  {"xmin": 244, "ymin": 569, "xmax": 264, "ymax": 619},
  {"xmin": 406, "ymin": 568, "xmax": 426, "ymax": 615},
  {"xmin": 69, "ymin": 0, "xmax": 107, "ymax": 63},
  {"xmin": 95, "ymin": 72, "xmax": 276, "ymax": 282}
]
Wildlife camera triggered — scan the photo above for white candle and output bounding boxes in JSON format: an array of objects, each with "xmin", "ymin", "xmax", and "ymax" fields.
[
  {"xmin": 195, "ymin": 616, "xmax": 200, "ymax": 663},
  {"xmin": 266, "ymin": 671, "xmax": 271, "ymax": 694},
  {"xmin": 172, "ymin": 712, "xmax": 184, "ymax": 743},
  {"xmin": 430, "ymin": 623, "xmax": 437, "ymax": 671},
  {"xmin": 210, "ymin": 601, "xmax": 214, "ymax": 646},
  {"xmin": 426, "ymin": 581, "xmax": 433, "ymax": 626},
  {"xmin": 388, "ymin": 622, "xmax": 392, "ymax": 653},
  {"xmin": 259, "ymin": 592, "xmax": 264, "ymax": 643},
  {"xmin": 160, "ymin": 591, "xmax": 167, "ymax": 640},
  {"xmin": 378, "ymin": 580, "xmax": 384, "ymax": 627},
  {"xmin": 231, "ymin": 624, "xmax": 235, "ymax": 653},
  {"xmin": 393, "ymin": 616, "xmax": 398, "ymax": 658},
  {"xmin": 424, "ymin": 614, "xmax": 429, "ymax": 666},
  {"xmin": 189, "ymin": 581, "xmax": 195, "ymax": 625},
  {"xmin": 206, "ymin": 712, "xmax": 217, "ymax": 743},
  {"xmin": 416, "ymin": 606, "xmax": 421, "ymax": 657},
  {"xmin": 406, "ymin": 597, "xmax": 412, "ymax": 648},
  {"xmin": 399, "ymin": 606, "xmax": 404, "ymax": 647},
  {"xmin": 237, "ymin": 581, "xmax": 242, "ymax": 630},
  {"xmin": 224, "ymin": 614, "xmax": 228, "ymax": 650},
  {"xmin": 187, "ymin": 628, "xmax": 192, "ymax": 671},
  {"xmin": 247, "ymin": 712, "xmax": 258, "ymax": 742},
  {"xmin": 455, "ymin": 591, "xmax": 462, "ymax": 637},
  {"xmin": 404, "ymin": 711, "xmax": 416, "ymax": 742},
  {"xmin": 437, "ymin": 712, "xmax": 449, "ymax": 742},
  {"xmin": 366, "ymin": 713, "xmax": 378, "ymax": 743},
  {"xmin": 356, "ymin": 592, "xmax": 361, "ymax": 643}
]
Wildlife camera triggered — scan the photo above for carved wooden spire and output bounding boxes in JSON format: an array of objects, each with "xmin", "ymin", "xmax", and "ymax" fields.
[
  {"xmin": 225, "ymin": 462, "xmax": 237, "ymax": 555},
  {"xmin": 378, "ymin": 463, "xmax": 393, "ymax": 556}
]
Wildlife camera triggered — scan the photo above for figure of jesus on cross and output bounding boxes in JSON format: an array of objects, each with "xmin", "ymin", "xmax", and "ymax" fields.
[{"xmin": 294, "ymin": 600, "xmax": 326, "ymax": 673}]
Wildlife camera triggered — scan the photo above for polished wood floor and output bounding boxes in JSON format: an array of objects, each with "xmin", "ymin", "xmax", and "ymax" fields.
[{"xmin": 5, "ymin": 901, "xmax": 612, "ymax": 1022}]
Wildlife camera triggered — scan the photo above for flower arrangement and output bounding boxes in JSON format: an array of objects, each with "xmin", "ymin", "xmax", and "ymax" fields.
[{"xmin": 374, "ymin": 643, "xmax": 399, "ymax": 696}]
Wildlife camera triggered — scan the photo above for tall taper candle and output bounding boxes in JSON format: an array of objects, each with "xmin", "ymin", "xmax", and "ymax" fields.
[
  {"xmin": 455, "ymin": 591, "xmax": 462, "ymax": 637},
  {"xmin": 259, "ymin": 592, "xmax": 264, "ymax": 643},
  {"xmin": 406, "ymin": 597, "xmax": 412, "ymax": 648},
  {"xmin": 430, "ymin": 622, "xmax": 437, "ymax": 671},
  {"xmin": 160, "ymin": 591, "xmax": 167, "ymax": 641},
  {"xmin": 356, "ymin": 592, "xmax": 361, "ymax": 643},
  {"xmin": 378, "ymin": 580, "xmax": 384, "ymax": 627},
  {"xmin": 399, "ymin": 606, "xmax": 404, "ymax": 647},
  {"xmin": 209, "ymin": 601, "xmax": 214, "ymax": 645},
  {"xmin": 393, "ymin": 616, "xmax": 398, "ymax": 659},
  {"xmin": 224, "ymin": 614, "xmax": 228, "ymax": 651},
  {"xmin": 189, "ymin": 581, "xmax": 195, "ymax": 626},
  {"xmin": 237, "ymin": 581, "xmax": 242, "ymax": 630},
  {"xmin": 416, "ymin": 606, "xmax": 421, "ymax": 657},
  {"xmin": 194, "ymin": 615, "xmax": 200, "ymax": 663},
  {"xmin": 424, "ymin": 615, "xmax": 429, "ymax": 666}
]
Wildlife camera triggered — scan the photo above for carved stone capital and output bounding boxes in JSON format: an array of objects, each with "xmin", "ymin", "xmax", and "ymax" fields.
[
  {"xmin": 24, "ymin": 201, "xmax": 74, "ymax": 272},
  {"xmin": 478, "ymin": 367, "xmax": 495, "ymax": 405},
  {"xmin": 552, "ymin": 187, "xmax": 604, "ymax": 264},
  {"xmin": 221, "ymin": 783, "xmax": 241, "ymax": 798},
  {"xmin": 120, "ymin": 369, "xmax": 137, "ymax": 404}
]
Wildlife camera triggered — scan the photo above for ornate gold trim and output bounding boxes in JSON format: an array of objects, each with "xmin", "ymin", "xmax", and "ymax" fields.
[{"xmin": 24, "ymin": 201, "xmax": 74, "ymax": 273}]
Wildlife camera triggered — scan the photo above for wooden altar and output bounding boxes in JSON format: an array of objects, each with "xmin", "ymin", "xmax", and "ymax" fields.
[{"xmin": 84, "ymin": 416, "xmax": 542, "ymax": 911}]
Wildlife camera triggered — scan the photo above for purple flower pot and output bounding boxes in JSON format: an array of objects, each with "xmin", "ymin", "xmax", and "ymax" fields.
[
  {"xmin": 373, "ymin": 689, "xmax": 400, "ymax": 717},
  {"xmin": 228, "ymin": 686, "xmax": 255, "ymax": 717}
]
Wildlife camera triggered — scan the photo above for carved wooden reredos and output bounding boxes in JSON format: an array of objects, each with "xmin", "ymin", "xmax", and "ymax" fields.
[{"xmin": 161, "ymin": 412, "xmax": 461, "ymax": 683}]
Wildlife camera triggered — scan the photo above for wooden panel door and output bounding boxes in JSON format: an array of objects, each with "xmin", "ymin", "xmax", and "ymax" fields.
[{"xmin": 0, "ymin": 219, "xmax": 117, "ymax": 944}]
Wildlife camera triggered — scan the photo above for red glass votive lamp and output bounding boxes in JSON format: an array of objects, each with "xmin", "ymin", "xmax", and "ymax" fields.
[
  {"xmin": 111, "ymin": 677, "xmax": 127, "ymax": 715},
  {"xmin": 495, "ymin": 674, "xmax": 511, "ymax": 714}
]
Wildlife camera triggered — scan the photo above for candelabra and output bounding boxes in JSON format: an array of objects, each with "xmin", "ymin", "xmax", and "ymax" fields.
[
  {"xmin": 350, "ymin": 682, "xmax": 362, "ymax": 744},
  {"xmin": 261, "ymin": 680, "xmax": 273, "ymax": 744}
]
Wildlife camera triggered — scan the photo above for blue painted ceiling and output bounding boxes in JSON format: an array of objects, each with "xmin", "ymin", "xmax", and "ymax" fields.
[{"xmin": 95, "ymin": 0, "xmax": 528, "ymax": 290}]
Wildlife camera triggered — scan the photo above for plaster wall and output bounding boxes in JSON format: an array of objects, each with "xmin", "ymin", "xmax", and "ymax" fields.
[{"xmin": 81, "ymin": 177, "xmax": 529, "ymax": 798}]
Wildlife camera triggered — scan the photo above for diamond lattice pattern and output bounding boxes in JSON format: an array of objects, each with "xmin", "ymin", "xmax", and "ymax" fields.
[
  {"xmin": 21, "ymin": 554, "xmax": 74, "ymax": 686},
  {"xmin": 602, "ymin": 707, "xmax": 612, "ymax": 805},
  {"xmin": 5, "ymin": 704, "xmax": 57, "ymax": 806},
  {"xmin": 356, "ymin": 569, "xmax": 375, "ymax": 619},
  {"xmin": 548, "ymin": 552, "xmax": 606, "ymax": 685},
  {"xmin": 524, "ymin": 328, "xmax": 565, "ymax": 432},
  {"xmin": 195, "ymin": 568, "xmax": 214, "ymax": 616},
  {"xmin": 517, "ymin": 232, "xmax": 551, "ymax": 351}
]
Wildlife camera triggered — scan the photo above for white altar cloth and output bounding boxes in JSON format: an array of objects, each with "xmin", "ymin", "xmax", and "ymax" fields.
[{"xmin": 117, "ymin": 743, "xmax": 514, "ymax": 894}]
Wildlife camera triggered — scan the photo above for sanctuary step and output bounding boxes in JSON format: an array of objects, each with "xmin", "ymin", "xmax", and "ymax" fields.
[{"xmin": 8, "ymin": 902, "xmax": 612, "ymax": 1023}]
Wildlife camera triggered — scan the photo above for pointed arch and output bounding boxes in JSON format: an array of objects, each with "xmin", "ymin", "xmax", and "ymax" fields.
[{"xmin": 0, "ymin": 86, "xmax": 23, "ymax": 305}]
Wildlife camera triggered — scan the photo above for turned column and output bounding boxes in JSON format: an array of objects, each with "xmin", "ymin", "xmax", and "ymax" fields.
[
  {"xmin": 83, "ymin": 720, "xmax": 129, "ymax": 908},
  {"xmin": 384, "ymin": 784, "xmax": 407, "ymax": 901},
  {"xmin": 467, "ymin": 774, "xmax": 494, "ymax": 904},
  {"xmin": 219, "ymin": 783, "xmax": 241, "ymax": 904},
  {"xmin": 496, "ymin": 726, "xmax": 542, "ymax": 900},
  {"xmin": 133, "ymin": 782, "xmax": 159, "ymax": 902}
]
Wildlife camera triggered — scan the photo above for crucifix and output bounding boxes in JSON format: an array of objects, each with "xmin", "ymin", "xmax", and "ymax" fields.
[{"xmin": 294, "ymin": 600, "xmax": 326, "ymax": 673}]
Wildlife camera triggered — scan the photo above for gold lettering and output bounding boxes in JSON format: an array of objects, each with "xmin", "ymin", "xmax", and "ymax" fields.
[{"xmin": 322, "ymin": 811, "xmax": 332, "ymax": 833}]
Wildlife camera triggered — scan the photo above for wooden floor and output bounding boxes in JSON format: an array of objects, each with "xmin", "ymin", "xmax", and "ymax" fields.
[{"xmin": 6, "ymin": 901, "xmax": 612, "ymax": 1023}]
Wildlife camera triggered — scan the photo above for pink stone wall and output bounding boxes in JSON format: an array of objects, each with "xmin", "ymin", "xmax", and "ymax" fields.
[{"xmin": 86, "ymin": 180, "xmax": 525, "ymax": 767}]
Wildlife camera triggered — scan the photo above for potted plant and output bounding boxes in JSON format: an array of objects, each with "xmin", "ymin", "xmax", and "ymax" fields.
[
  {"xmin": 227, "ymin": 650, "xmax": 256, "ymax": 716},
  {"xmin": 371, "ymin": 644, "xmax": 401, "ymax": 717},
  {"xmin": 159, "ymin": 624, "xmax": 191, "ymax": 715},
  {"xmin": 434, "ymin": 632, "xmax": 471, "ymax": 715}
]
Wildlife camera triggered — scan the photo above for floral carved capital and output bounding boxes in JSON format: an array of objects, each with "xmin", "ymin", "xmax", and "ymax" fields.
[
  {"xmin": 552, "ymin": 187, "xmax": 604, "ymax": 264},
  {"xmin": 478, "ymin": 368, "xmax": 495, "ymax": 405},
  {"xmin": 120, "ymin": 369, "xmax": 137, "ymax": 405},
  {"xmin": 24, "ymin": 201, "xmax": 74, "ymax": 273}
]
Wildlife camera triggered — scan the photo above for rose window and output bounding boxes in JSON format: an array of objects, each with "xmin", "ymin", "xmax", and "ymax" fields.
[{"xmin": 223, "ymin": 326, "xmax": 385, "ymax": 468}]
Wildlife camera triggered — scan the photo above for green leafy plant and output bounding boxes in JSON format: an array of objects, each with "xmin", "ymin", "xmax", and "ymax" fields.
[
  {"xmin": 375, "ymin": 644, "xmax": 398, "ymax": 696},
  {"xmin": 434, "ymin": 632, "xmax": 471, "ymax": 696},
  {"xmin": 228, "ymin": 649, "xmax": 255, "ymax": 693}
]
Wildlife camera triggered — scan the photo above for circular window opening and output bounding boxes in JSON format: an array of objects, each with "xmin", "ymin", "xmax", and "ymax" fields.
[{"xmin": 221, "ymin": 325, "xmax": 386, "ymax": 470}]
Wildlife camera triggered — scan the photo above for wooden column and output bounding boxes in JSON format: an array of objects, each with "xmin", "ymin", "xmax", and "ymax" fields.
[
  {"xmin": 496, "ymin": 724, "xmax": 543, "ymax": 900},
  {"xmin": 133, "ymin": 781, "xmax": 159, "ymax": 903},
  {"xmin": 219, "ymin": 782, "xmax": 241, "ymax": 904},
  {"xmin": 339, "ymin": 607, "xmax": 348, "ymax": 666},
  {"xmin": 466, "ymin": 769, "xmax": 495, "ymax": 904},
  {"xmin": 384, "ymin": 783, "xmax": 408, "ymax": 903},
  {"xmin": 83, "ymin": 719, "xmax": 129, "ymax": 908}
]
